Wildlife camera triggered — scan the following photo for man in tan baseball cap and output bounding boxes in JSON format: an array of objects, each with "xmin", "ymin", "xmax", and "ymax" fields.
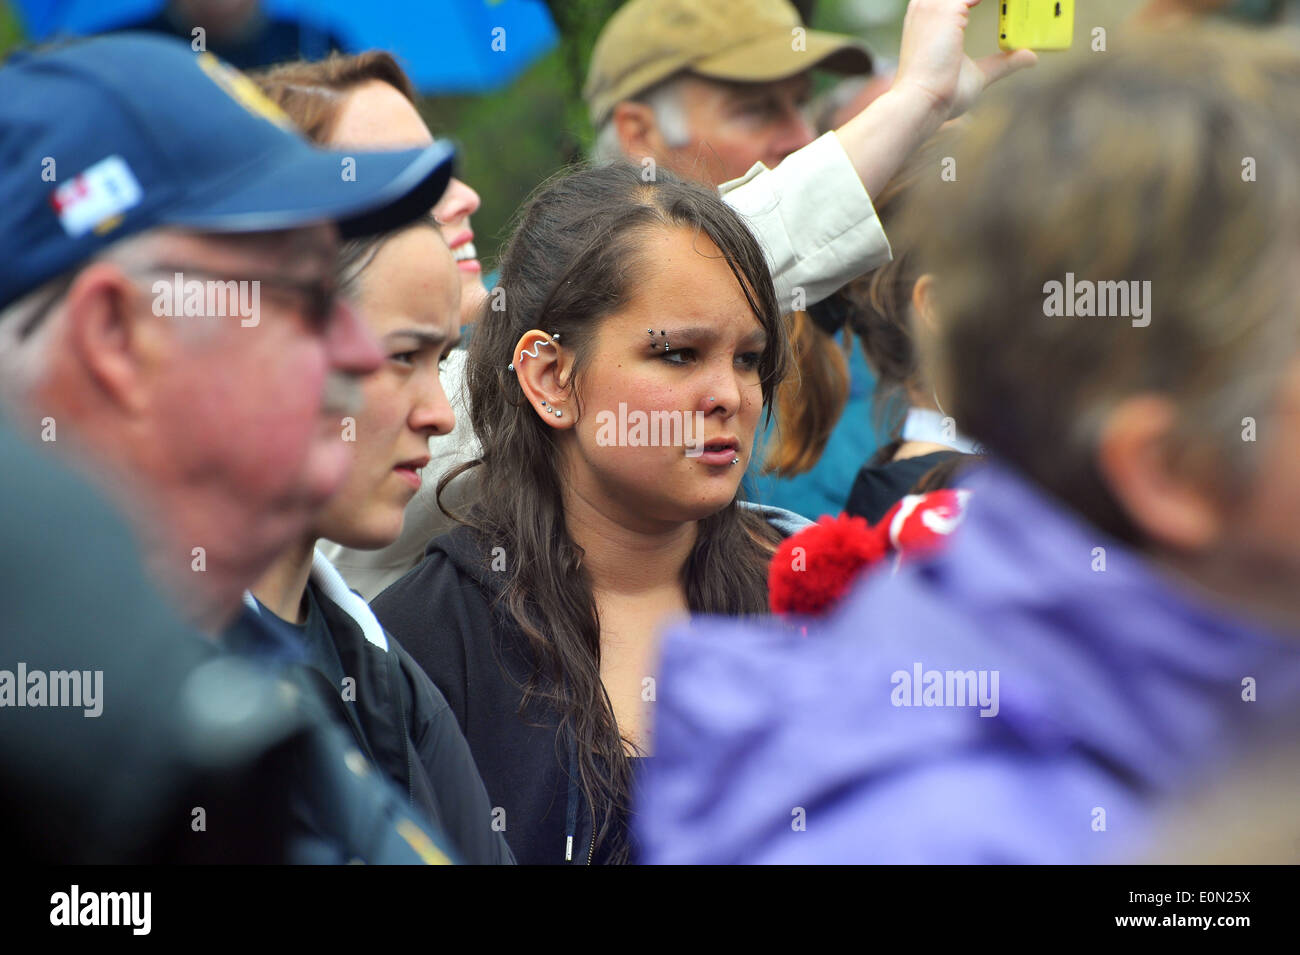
[
  {"xmin": 587, "ymin": 0, "xmax": 873, "ymax": 186},
  {"xmin": 586, "ymin": 0, "xmax": 1037, "ymax": 310}
]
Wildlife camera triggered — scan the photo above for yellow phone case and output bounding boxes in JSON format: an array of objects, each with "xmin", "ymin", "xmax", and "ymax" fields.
[{"xmin": 999, "ymin": 0, "xmax": 1074, "ymax": 51}]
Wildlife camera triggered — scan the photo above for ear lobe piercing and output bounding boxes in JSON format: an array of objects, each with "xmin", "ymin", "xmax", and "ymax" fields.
[{"xmin": 539, "ymin": 400, "xmax": 562, "ymax": 418}]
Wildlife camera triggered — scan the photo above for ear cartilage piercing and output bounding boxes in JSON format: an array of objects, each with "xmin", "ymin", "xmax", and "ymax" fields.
[{"xmin": 513, "ymin": 338, "xmax": 556, "ymax": 368}]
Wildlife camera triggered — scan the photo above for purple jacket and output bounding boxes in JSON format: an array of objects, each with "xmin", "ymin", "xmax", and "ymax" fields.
[{"xmin": 638, "ymin": 463, "xmax": 1300, "ymax": 863}]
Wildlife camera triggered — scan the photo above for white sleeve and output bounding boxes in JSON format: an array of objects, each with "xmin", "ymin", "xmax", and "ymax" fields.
[{"xmin": 718, "ymin": 131, "xmax": 893, "ymax": 312}]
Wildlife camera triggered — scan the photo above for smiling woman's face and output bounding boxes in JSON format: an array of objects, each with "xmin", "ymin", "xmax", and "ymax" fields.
[
  {"xmin": 558, "ymin": 225, "xmax": 767, "ymax": 528},
  {"xmin": 331, "ymin": 79, "xmax": 486, "ymax": 324}
]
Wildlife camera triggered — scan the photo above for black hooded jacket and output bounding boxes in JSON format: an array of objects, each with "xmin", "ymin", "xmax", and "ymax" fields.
[
  {"xmin": 370, "ymin": 503, "xmax": 812, "ymax": 865},
  {"xmin": 230, "ymin": 552, "xmax": 515, "ymax": 865}
]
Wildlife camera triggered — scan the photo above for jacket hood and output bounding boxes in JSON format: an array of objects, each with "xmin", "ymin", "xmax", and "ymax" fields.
[{"xmin": 637, "ymin": 461, "xmax": 1300, "ymax": 863}]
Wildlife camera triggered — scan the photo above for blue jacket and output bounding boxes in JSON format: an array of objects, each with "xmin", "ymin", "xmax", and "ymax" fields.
[{"xmin": 638, "ymin": 462, "xmax": 1300, "ymax": 863}]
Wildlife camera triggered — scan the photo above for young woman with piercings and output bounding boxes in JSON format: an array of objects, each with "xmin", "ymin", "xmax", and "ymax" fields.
[{"xmin": 371, "ymin": 164, "xmax": 810, "ymax": 864}]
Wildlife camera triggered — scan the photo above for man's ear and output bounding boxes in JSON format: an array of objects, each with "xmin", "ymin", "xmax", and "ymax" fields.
[
  {"xmin": 1096, "ymin": 394, "xmax": 1223, "ymax": 552},
  {"xmin": 510, "ymin": 329, "xmax": 574, "ymax": 429},
  {"xmin": 61, "ymin": 263, "xmax": 162, "ymax": 415},
  {"xmin": 611, "ymin": 100, "xmax": 662, "ymax": 164}
]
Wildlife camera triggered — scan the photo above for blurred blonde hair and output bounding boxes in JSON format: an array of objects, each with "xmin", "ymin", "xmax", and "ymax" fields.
[{"xmin": 901, "ymin": 26, "xmax": 1300, "ymax": 543}]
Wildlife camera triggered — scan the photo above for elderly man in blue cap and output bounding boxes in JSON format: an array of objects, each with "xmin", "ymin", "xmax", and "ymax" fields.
[
  {"xmin": 0, "ymin": 32, "xmax": 454, "ymax": 633},
  {"xmin": 0, "ymin": 33, "xmax": 468, "ymax": 863}
]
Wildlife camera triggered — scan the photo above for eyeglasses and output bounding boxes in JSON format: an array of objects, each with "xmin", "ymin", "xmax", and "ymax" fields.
[
  {"xmin": 130, "ymin": 262, "xmax": 342, "ymax": 331},
  {"xmin": 10, "ymin": 261, "xmax": 342, "ymax": 342}
]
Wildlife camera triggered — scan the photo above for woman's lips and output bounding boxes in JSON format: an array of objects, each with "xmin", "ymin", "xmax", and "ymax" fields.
[
  {"xmin": 450, "ymin": 234, "xmax": 478, "ymax": 273},
  {"xmin": 692, "ymin": 440, "xmax": 740, "ymax": 467},
  {"xmin": 393, "ymin": 456, "xmax": 429, "ymax": 490},
  {"xmin": 394, "ymin": 465, "xmax": 422, "ymax": 489}
]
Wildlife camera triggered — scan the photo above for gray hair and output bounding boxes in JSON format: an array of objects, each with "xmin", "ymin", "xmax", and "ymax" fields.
[
  {"xmin": 0, "ymin": 232, "xmax": 163, "ymax": 404},
  {"xmin": 592, "ymin": 75, "xmax": 692, "ymax": 164}
]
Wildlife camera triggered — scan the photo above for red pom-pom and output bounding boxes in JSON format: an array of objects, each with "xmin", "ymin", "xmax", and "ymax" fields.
[
  {"xmin": 879, "ymin": 489, "xmax": 969, "ymax": 558},
  {"xmin": 769, "ymin": 513, "xmax": 888, "ymax": 616}
]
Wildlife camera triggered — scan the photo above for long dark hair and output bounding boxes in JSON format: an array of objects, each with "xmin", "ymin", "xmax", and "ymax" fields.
[{"xmin": 441, "ymin": 162, "xmax": 791, "ymax": 862}]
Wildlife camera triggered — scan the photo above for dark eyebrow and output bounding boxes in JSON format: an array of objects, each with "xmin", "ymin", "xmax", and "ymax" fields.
[
  {"xmin": 384, "ymin": 327, "xmax": 460, "ymax": 350},
  {"xmin": 664, "ymin": 326, "xmax": 768, "ymax": 348}
]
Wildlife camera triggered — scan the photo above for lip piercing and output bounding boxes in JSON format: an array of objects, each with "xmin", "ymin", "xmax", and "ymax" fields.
[{"xmin": 730, "ymin": 457, "xmax": 740, "ymax": 465}]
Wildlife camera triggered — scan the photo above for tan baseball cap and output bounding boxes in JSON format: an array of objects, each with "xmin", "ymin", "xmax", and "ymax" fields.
[{"xmin": 584, "ymin": 0, "xmax": 873, "ymax": 126}]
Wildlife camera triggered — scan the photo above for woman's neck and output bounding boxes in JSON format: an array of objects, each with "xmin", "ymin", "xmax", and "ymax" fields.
[
  {"xmin": 250, "ymin": 536, "xmax": 317, "ymax": 624},
  {"xmin": 562, "ymin": 486, "xmax": 697, "ymax": 598}
]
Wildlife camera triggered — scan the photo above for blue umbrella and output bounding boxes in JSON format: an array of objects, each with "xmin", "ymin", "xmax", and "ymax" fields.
[{"xmin": 10, "ymin": 0, "xmax": 559, "ymax": 93}]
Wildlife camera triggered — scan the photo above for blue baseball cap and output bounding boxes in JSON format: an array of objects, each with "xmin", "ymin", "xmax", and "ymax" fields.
[{"xmin": 0, "ymin": 33, "xmax": 456, "ymax": 309}]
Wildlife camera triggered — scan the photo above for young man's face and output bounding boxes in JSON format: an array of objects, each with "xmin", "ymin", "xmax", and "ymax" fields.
[{"xmin": 659, "ymin": 72, "xmax": 817, "ymax": 187}]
